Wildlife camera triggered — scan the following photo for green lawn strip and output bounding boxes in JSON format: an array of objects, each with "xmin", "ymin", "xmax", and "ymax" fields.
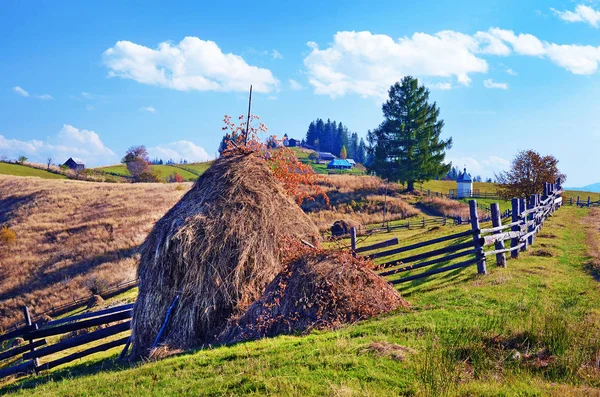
[
  {"xmin": 0, "ymin": 163, "xmax": 67, "ymax": 180},
  {"xmin": 3, "ymin": 207, "xmax": 599, "ymax": 396}
]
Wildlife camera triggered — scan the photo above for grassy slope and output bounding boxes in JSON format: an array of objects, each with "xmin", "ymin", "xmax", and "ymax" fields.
[
  {"xmin": 96, "ymin": 164, "xmax": 207, "ymax": 182},
  {"xmin": 0, "ymin": 163, "xmax": 67, "ymax": 180},
  {"xmin": 3, "ymin": 206, "xmax": 600, "ymax": 396}
]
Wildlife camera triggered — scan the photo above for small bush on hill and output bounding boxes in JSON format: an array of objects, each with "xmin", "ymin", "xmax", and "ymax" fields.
[
  {"xmin": 0, "ymin": 225, "xmax": 16, "ymax": 245},
  {"xmin": 85, "ymin": 276, "xmax": 109, "ymax": 296}
]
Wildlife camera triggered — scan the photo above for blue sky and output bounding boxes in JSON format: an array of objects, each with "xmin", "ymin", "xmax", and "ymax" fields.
[{"xmin": 1, "ymin": 0, "xmax": 599, "ymax": 186}]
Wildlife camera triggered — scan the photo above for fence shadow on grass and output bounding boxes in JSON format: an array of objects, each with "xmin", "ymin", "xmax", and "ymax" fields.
[
  {"xmin": 0, "ymin": 193, "xmax": 38, "ymax": 224},
  {"xmin": 396, "ymin": 265, "xmax": 476, "ymax": 298}
]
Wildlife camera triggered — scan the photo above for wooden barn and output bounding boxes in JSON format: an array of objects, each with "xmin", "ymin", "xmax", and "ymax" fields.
[{"xmin": 63, "ymin": 157, "xmax": 85, "ymax": 171}]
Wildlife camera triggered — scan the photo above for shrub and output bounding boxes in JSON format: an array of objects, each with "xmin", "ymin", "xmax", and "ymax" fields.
[
  {"xmin": 168, "ymin": 172, "xmax": 185, "ymax": 183},
  {"xmin": 84, "ymin": 276, "xmax": 109, "ymax": 296},
  {"xmin": 0, "ymin": 225, "xmax": 16, "ymax": 245}
]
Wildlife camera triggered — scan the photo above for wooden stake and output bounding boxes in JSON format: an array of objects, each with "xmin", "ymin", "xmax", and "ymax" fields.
[{"xmin": 244, "ymin": 85, "xmax": 253, "ymax": 145}]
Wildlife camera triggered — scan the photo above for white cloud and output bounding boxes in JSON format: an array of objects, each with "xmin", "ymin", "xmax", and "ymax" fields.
[
  {"xmin": 103, "ymin": 37, "xmax": 279, "ymax": 93},
  {"xmin": 289, "ymin": 79, "xmax": 305, "ymax": 90},
  {"xmin": 13, "ymin": 86, "xmax": 29, "ymax": 97},
  {"xmin": 505, "ymin": 68, "xmax": 518, "ymax": 76},
  {"xmin": 35, "ymin": 94, "xmax": 54, "ymax": 100},
  {"xmin": 544, "ymin": 43, "xmax": 600, "ymax": 74},
  {"xmin": 0, "ymin": 124, "xmax": 117, "ymax": 166},
  {"xmin": 271, "ymin": 49, "xmax": 282, "ymax": 59},
  {"xmin": 141, "ymin": 106, "xmax": 156, "ymax": 113},
  {"xmin": 304, "ymin": 30, "xmax": 488, "ymax": 98},
  {"xmin": 304, "ymin": 28, "xmax": 600, "ymax": 98},
  {"xmin": 448, "ymin": 155, "xmax": 510, "ymax": 178},
  {"xmin": 432, "ymin": 82, "xmax": 452, "ymax": 90},
  {"xmin": 148, "ymin": 141, "xmax": 211, "ymax": 162},
  {"xmin": 552, "ymin": 4, "xmax": 600, "ymax": 28},
  {"xmin": 483, "ymin": 79, "xmax": 508, "ymax": 89},
  {"xmin": 12, "ymin": 85, "xmax": 53, "ymax": 100},
  {"xmin": 486, "ymin": 28, "xmax": 545, "ymax": 56}
]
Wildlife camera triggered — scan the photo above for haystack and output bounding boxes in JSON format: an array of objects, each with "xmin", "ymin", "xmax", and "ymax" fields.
[
  {"xmin": 131, "ymin": 153, "xmax": 320, "ymax": 357},
  {"xmin": 219, "ymin": 251, "xmax": 407, "ymax": 344}
]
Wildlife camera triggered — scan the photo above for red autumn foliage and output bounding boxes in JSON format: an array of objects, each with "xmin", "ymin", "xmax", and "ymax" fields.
[{"xmin": 221, "ymin": 114, "xmax": 329, "ymax": 206}]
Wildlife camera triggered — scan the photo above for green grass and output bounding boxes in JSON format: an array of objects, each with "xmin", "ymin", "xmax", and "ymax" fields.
[
  {"xmin": 2, "ymin": 206, "xmax": 600, "ymax": 396},
  {"xmin": 0, "ymin": 163, "xmax": 67, "ymax": 180},
  {"xmin": 420, "ymin": 180, "xmax": 498, "ymax": 195},
  {"xmin": 95, "ymin": 164, "xmax": 212, "ymax": 182}
]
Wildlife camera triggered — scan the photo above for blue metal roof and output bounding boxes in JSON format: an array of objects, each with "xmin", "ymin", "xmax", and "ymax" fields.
[
  {"xmin": 457, "ymin": 168, "xmax": 472, "ymax": 183},
  {"xmin": 328, "ymin": 159, "xmax": 352, "ymax": 167}
]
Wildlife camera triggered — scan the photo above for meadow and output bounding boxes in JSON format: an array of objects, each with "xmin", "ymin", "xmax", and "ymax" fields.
[
  {"xmin": 1, "ymin": 205, "xmax": 599, "ymax": 395},
  {"xmin": 0, "ymin": 163, "xmax": 67, "ymax": 180}
]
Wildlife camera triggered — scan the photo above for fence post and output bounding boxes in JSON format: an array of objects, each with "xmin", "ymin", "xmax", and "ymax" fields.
[
  {"xmin": 511, "ymin": 198, "xmax": 520, "ymax": 259},
  {"xmin": 23, "ymin": 306, "xmax": 39, "ymax": 374},
  {"xmin": 588, "ymin": 196, "xmax": 591, "ymax": 206},
  {"xmin": 577, "ymin": 196, "xmax": 580, "ymax": 206},
  {"xmin": 350, "ymin": 227, "xmax": 357, "ymax": 257},
  {"xmin": 469, "ymin": 200, "xmax": 486, "ymax": 275},
  {"xmin": 490, "ymin": 203, "xmax": 506, "ymax": 267},
  {"xmin": 528, "ymin": 195, "xmax": 536, "ymax": 246},
  {"xmin": 519, "ymin": 198, "xmax": 528, "ymax": 251},
  {"xmin": 422, "ymin": 217, "xmax": 425, "ymax": 228}
]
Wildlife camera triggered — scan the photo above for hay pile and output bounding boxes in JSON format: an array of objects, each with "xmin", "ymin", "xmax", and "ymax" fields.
[
  {"xmin": 219, "ymin": 250, "xmax": 407, "ymax": 344},
  {"xmin": 330, "ymin": 219, "xmax": 361, "ymax": 237},
  {"xmin": 131, "ymin": 153, "xmax": 320, "ymax": 357}
]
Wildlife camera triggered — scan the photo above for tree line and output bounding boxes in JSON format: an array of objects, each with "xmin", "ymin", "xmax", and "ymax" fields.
[{"xmin": 304, "ymin": 119, "xmax": 367, "ymax": 163}]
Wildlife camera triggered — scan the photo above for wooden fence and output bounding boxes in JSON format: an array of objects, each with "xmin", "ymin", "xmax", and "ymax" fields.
[
  {"xmin": 0, "ymin": 304, "xmax": 133, "ymax": 380},
  {"xmin": 3, "ymin": 279, "xmax": 138, "ymax": 335},
  {"xmin": 566, "ymin": 195, "xmax": 600, "ymax": 208},
  {"xmin": 352, "ymin": 181, "xmax": 563, "ymax": 285}
]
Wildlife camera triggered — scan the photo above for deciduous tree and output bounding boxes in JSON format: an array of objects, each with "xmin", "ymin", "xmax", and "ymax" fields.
[{"xmin": 496, "ymin": 150, "xmax": 565, "ymax": 198}]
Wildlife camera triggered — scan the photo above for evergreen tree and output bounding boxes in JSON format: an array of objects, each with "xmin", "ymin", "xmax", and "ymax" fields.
[
  {"xmin": 357, "ymin": 138, "xmax": 366, "ymax": 164},
  {"xmin": 348, "ymin": 133, "xmax": 359, "ymax": 160},
  {"xmin": 315, "ymin": 119, "xmax": 325, "ymax": 150},
  {"xmin": 368, "ymin": 76, "xmax": 452, "ymax": 191}
]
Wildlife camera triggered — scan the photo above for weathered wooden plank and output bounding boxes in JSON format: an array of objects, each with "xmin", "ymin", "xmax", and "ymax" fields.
[
  {"xmin": 0, "ymin": 325, "xmax": 33, "ymax": 344},
  {"xmin": 0, "ymin": 360, "xmax": 34, "ymax": 380},
  {"xmin": 42, "ymin": 304, "xmax": 135, "ymax": 328},
  {"xmin": 355, "ymin": 238, "xmax": 399, "ymax": 254},
  {"xmin": 26, "ymin": 310, "xmax": 132, "ymax": 340},
  {"xmin": 390, "ymin": 257, "xmax": 480, "ymax": 285},
  {"xmin": 0, "ymin": 339, "xmax": 46, "ymax": 362},
  {"xmin": 378, "ymin": 249, "xmax": 477, "ymax": 277},
  {"xmin": 484, "ymin": 243, "xmax": 524, "ymax": 256},
  {"xmin": 482, "ymin": 231, "xmax": 521, "ymax": 246},
  {"xmin": 38, "ymin": 337, "xmax": 130, "ymax": 372},
  {"xmin": 23, "ymin": 321, "xmax": 130, "ymax": 360},
  {"xmin": 377, "ymin": 241, "xmax": 475, "ymax": 269},
  {"xmin": 480, "ymin": 220, "xmax": 521, "ymax": 234},
  {"xmin": 367, "ymin": 229, "xmax": 474, "ymax": 260}
]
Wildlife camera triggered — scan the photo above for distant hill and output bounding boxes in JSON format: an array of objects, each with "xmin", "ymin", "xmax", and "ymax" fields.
[{"xmin": 565, "ymin": 182, "xmax": 600, "ymax": 193}]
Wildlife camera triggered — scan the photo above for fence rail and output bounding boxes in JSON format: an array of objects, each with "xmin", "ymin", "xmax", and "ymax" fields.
[
  {"xmin": 0, "ymin": 303, "xmax": 133, "ymax": 380},
  {"xmin": 352, "ymin": 181, "xmax": 563, "ymax": 285}
]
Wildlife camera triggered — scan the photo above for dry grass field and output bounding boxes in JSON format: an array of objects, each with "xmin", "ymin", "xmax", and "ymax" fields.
[{"xmin": 0, "ymin": 176, "xmax": 189, "ymax": 330}]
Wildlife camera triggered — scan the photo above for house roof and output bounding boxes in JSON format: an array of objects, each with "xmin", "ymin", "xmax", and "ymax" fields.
[
  {"xmin": 328, "ymin": 159, "xmax": 352, "ymax": 167},
  {"xmin": 457, "ymin": 168, "xmax": 472, "ymax": 183},
  {"xmin": 346, "ymin": 159, "xmax": 356, "ymax": 165},
  {"xmin": 318, "ymin": 152, "xmax": 335, "ymax": 159},
  {"xmin": 65, "ymin": 157, "xmax": 85, "ymax": 165}
]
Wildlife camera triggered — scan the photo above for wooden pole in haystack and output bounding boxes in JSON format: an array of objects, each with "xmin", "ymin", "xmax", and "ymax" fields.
[{"xmin": 245, "ymin": 85, "xmax": 253, "ymax": 145}]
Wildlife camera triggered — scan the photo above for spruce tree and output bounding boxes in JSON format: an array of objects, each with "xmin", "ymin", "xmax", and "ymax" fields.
[{"xmin": 369, "ymin": 76, "xmax": 452, "ymax": 191}]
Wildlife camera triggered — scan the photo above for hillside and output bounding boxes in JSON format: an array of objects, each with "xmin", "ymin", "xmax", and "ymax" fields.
[
  {"xmin": 0, "ymin": 173, "xmax": 475, "ymax": 330},
  {"xmin": 0, "ymin": 175, "xmax": 188, "ymax": 330},
  {"xmin": 96, "ymin": 163, "xmax": 212, "ymax": 182},
  {"xmin": 2, "ymin": 205, "xmax": 599, "ymax": 395},
  {"xmin": 0, "ymin": 163, "xmax": 67, "ymax": 180},
  {"xmin": 566, "ymin": 182, "xmax": 600, "ymax": 193}
]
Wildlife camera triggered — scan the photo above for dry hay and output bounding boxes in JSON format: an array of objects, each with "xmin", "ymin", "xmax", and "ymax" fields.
[
  {"xmin": 219, "ymin": 249, "xmax": 408, "ymax": 344},
  {"xmin": 360, "ymin": 341, "xmax": 415, "ymax": 361},
  {"xmin": 131, "ymin": 153, "xmax": 320, "ymax": 357}
]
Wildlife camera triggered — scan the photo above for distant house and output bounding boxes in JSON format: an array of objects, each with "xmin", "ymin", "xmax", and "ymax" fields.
[
  {"xmin": 456, "ymin": 168, "xmax": 473, "ymax": 198},
  {"xmin": 346, "ymin": 159, "xmax": 356, "ymax": 167},
  {"xmin": 318, "ymin": 152, "xmax": 335, "ymax": 163},
  {"xmin": 63, "ymin": 157, "xmax": 85, "ymax": 171},
  {"xmin": 283, "ymin": 137, "xmax": 299, "ymax": 147},
  {"xmin": 327, "ymin": 159, "xmax": 352, "ymax": 170}
]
